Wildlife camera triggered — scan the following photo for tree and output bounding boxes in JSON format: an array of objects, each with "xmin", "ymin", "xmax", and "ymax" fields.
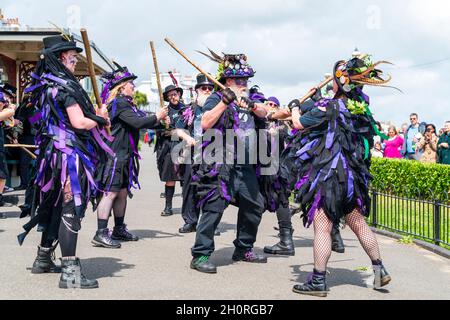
[{"xmin": 134, "ymin": 91, "xmax": 148, "ymax": 109}]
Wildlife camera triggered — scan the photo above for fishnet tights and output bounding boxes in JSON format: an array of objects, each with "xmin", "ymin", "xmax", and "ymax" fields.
[{"xmin": 313, "ymin": 208, "xmax": 381, "ymax": 272}]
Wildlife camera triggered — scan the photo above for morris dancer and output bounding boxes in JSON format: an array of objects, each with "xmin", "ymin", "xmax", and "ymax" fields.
[{"xmin": 92, "ymin": 63, "xmax": 168, "ymax": 248}]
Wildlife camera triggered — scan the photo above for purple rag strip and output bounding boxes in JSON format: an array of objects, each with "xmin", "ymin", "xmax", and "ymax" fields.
[
  {"xmin": 220, "ymin": 180, "xmax": 232, "ymax": 202},
  {"xmin": 91, "ymin": 127, "xmax": 115, "ymax": 157},
  {"xmin": 197, "ymin": 189, "xmax": 216, "ymax": 209},
  {"xmin": 307, "ymin": 193, "xmax": 322, "ymax": 228},
  {"xmin": 295, "ymin": 169, "xmax": 312, "ymax": 190}
]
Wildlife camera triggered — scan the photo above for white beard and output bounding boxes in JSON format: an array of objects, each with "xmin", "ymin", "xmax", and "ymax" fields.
[
  {"xmin": 196, "ymin": 93, "xmax": 211, "ymax": 107},
  {"xmin": 230, "ymin": 86, "xmax": 249, "ymax": 99}
]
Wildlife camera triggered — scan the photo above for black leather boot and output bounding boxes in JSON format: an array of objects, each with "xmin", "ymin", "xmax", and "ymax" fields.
[
  {"xmin": 190, "ymin": 256, "xmax": 217, "ymax": 274},
  {"xmin": 31, "ymin": 244, "xmax": 62, "ymax": 274},
  {"xmin": 59, "ymin": 257, "xmax": 99, "ymax": 289},
  {"xmin": 264, "ymin": 227, "xmax": 295, "ymax": 256},
  {"xmin": 331, "ymin": 225, "xmax": 345, "ymax": 253},
  {"xmin": 293, "ymin": 269, "xmax": 329, "ymax": 297},
  {"xmin": 161, "ymin": 205, "xmax": 173, "ymax": 217},
  {"xmin": 112, "ymin": 224, "xmax": 139, "ymax": 241},
  {"xmin": 92, "ymin": 229, "xmax": 121, "ymax": 249},
  {"xmin": 232, "ymin": 249, "xmax": 268, "ymax": 263},
  {"xmin": 373, "ymin": 260, "xmax": 392, "ymax": 288},
  {"xmin": 179, "ymin": 224, "xmax": 196, "ymax": 234}
]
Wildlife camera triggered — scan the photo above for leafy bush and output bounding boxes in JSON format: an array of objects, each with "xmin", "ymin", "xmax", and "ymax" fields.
[{"xmin": 370, "ymin": 158, "xmax": 450, "ymax": 201}]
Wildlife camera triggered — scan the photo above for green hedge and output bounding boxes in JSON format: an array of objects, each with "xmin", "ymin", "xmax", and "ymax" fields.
[{"xmin": 370, "ymin": 158, "xmax": 450, "ymax": 201}]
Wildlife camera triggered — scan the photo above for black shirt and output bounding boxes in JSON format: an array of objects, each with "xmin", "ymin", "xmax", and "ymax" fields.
[{"xmin": 203, "ymin": 93, "xmax": 257, "ymax": 165}]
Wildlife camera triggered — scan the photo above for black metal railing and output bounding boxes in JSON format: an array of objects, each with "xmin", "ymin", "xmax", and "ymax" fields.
[{"xmin": 369, "ymin": 188, "xmax": 450, "ymax": 249}]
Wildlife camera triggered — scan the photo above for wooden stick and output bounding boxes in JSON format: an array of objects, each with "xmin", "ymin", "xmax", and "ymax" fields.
[
  {"xmin": 273, "ymin": 77, "xmax": 334, "ymax": 122},
  {"xmin": 4, "ymin": 145, "xmax": 37, "ymax": 159},
  {"xmin": 150, "ymin": 41, "xmax": 165, "ymax": 110},
  {"xmin": 4, "ymin": 144, "xmax": 38, "ymax": 149},
  {"xmin": 150, "ymin": 41, "xmax": 169, "ymax": 129},
  {"xmin": 165, "ymin": 38, "xmax": 226, "ymax": 91},
  {"xmin": 80, "ymin": 29, "xmax": 102, "ymax": 108},
  {"xmin": 80, "ymin": 29, "xmax": 111, "ymax": 135}
]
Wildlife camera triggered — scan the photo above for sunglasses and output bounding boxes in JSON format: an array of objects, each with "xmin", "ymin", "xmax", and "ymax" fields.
[
  {"xmin": 410, "ymin": 118, "xmax": 417, "ymax": 121},
  {"xmin": 200, "ymin": 86, "xmax": 214, "ymax": 92},
  {"xmin": 234, "ymin": 79, "xmax": 249, "ymax": 86},
  {"xmin": 267, "ymin": 102, "xmax": 279, "ymax": 107}
]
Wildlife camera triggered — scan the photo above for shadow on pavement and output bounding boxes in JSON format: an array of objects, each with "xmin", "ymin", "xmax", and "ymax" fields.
[
  {"xmin": 131, "ymin": 229, "xmax": 183, "ymax": 240},
  {"xmin": 210, "ymin": 246, "xmax": 236, "ymax": 268},
  {"xmin": 1, "ymin": 211, "xmax": 21, "ymax": 219},
  {"xmin": 291, "ymin": 264, "xmax": 390, "ymax": 294},
  {"xmin": 82, "ymin": 257, "xmax": 135, "ymax": 279}
]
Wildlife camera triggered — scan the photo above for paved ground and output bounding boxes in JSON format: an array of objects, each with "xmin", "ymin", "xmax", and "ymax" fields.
[{"xmin": 0, "ymin": 146, "xmax": 449, "ymax": 300}]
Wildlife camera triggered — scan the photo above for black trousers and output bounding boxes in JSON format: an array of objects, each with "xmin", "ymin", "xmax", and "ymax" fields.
[
  {"xmin": 192, "ymin": 166, "xmax": 265, "ymax": 258},
  {"xmin": 277, "ymin": 206, "xmax": 292, "ymax": 229},
  {"xmin": 19, "ymin": 135, "xmax": 35, "ymax": 187},
  {"xmin": 182, "ymin": 164, "xmax": 200, "ymax": 226}
]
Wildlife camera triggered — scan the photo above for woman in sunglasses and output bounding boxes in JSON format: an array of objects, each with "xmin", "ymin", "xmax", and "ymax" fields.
[{"xmin": 416, "ymin": 124, "xmax": 438, "ymax": 163}]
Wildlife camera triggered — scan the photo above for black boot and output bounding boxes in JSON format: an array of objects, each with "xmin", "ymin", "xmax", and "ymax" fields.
[
  {"xmin": 331, "ymin": 225, "xmax": 345, "ymax": 253},
  {"xmin": 161, "ymin": 205, "xmax": 173, "ymax": 217},
  {"xmin": 293, "ymin": 269, "xmax": 329, "ymax": 297},
  {"xmin": 232, "ymin": 249, "xmax": 268, "ymax": 264},
  {"xmin": 264, "ymin": 227, "xmax": 295, "ymax": 256},
  {"xmin": 112, "ymin": 224, "xmax": 139, "ymax": 241},
  {"xmin": 59, "ymin": 257, "xmax": 98, "ymax": 289},
  {"xmin": 31, "ymin": 244, "xmax": 62, "ymax": 274},
  {"xmin": 92, "ymin": 229, "xmax": 121, "ymax": 249},
  {"xmin": 190, "ymin": 256, "xmax": 217, "ymax": 274},
  {"xmin": 373, "ymin": 260, "xmax": 392, "ymax": 289},
  {"xmin": 0, "ymin": 194, "xmax": 13, "ymax": 208},
  {"xmin": 179, "ymin": 224, "xmax": 196, "ymax": 234}
]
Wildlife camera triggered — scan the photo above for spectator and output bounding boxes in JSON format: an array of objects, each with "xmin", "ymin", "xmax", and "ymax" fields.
[
  {"xmin": 384, "ymin": 126, "xmax": 404, "ymax": 159},
  {"xmin": 148, "ymin": 129, "xmax": 156, "ymax": 146},
  {"xmin": 416, "ymin": 124, "xmax": 438, "ymax": 164},
  {"xmin": 401, "ymin": 123, "xmax": 409, "ymax": 138},
  {"xmin": 401, "ymin": 113, "xmax": 426, "ymax": 160},
  {"xmin": 0, "ymin": 88, "xmax": 17, "ymax": 210},
  {"xmin": 14, "ymin": 96, "xmax": 37, "ymax": 190},
  {"xmin": 437, "ymin": 121, "xmax": 450, "ymax": 165},
  {"xmin": 371, "ymin": 142, "xmax": 384, "ymax": 158}
]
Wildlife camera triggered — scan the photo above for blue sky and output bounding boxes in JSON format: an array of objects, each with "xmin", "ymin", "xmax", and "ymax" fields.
[{"xmin": 3, "ymin": 0, "xmax": 450, "ymax": 128}]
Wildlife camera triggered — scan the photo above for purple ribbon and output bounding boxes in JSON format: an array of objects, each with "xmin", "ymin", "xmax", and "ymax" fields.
[
  {"xmin": 307, "ymin": 193, "xmax": 322, "ymax": 228},
  {"xmin": 196, "ymin": 190, "xmax": 216, "ymax": 209},
  {"xmin": 220, "ymin": 180, "xmax": 232, "ymax": 202},
  {"xmin": 91, "ymin": 127, "xmax": 115, "ymax": 157}
]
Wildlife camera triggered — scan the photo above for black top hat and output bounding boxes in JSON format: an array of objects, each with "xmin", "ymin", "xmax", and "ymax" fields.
[
  {"xmin": 43, "ymin": 35, "xmax": 83, "ymax": 54},
  {"xmin": 195, "ymin": 73, "xmax": 214, "ymax": 90},
  {"xmin": 0, "ymin": 83, "xmax": 17, "ymax": 98},
  {"xmin": 163, "ymin": 85, "xmax": 183, "ymax": 102}
]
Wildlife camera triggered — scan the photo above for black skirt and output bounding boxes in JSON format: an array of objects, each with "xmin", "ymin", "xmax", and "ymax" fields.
[
  {"xmin": 99, "ymin": 158, "xmax": 130, "ymax": 193},
  {"xmin": 156, "ymin": 136, "xmax": 183, "ymax": 182}
]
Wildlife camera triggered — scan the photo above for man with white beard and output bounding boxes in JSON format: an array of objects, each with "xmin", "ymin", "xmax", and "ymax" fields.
[
  {"xmin": 190, "ymin": 53, "xmax": 268, "ymax": 274},
  {"xmin": 176, "ymin": 74, "xmax": 215, "ymax": 233}
]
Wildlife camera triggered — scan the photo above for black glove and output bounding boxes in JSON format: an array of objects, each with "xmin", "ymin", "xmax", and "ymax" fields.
[
  {"xmin": 240, "ymin": 97, "xmax": 256, "ymax": 111},
  {"xmin": 222, "ymin": 88, "xmax": 237, "ymax": 105},
  {"xmin": 311, "ymin": 88, "xmax": 323, "ymax": 102},
  {"xmin": 288, "ymin": 99, "xmax": 301, "ymax": 111}
]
